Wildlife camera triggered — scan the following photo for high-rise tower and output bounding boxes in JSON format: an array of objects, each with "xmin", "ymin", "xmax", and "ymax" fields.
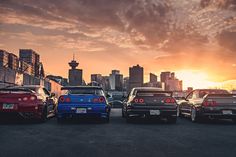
[{"xmin": 68, "ymin": 54, "xmax": 83, "ymax": 86}]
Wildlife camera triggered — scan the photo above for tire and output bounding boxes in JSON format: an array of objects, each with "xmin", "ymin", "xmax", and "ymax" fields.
[
  {"xmin": 39, "ymin": 107, "xmax": 48, "ymax": 123},
  {"xmin": 167, "ymin": 116, "xmax": 177, "ymax": 124},
  {"xmin": 191, "ymin": 108, "xmax": 202, "ymax": 123}
]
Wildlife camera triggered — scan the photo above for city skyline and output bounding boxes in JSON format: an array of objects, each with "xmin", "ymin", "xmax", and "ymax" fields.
[
  {"xmin": 0, "ymin": 0, "xmax": 236, "ymax": 89},
  {"xmin": 1, "ymin": 48, "xmax": 236, "ymax": 90}
]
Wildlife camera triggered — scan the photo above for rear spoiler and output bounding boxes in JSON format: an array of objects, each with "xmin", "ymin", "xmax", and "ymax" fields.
[
  {"xmin": 205, "ymin": 94, "xmax": 236, "ymax": 98},
  {"xmin": 136, "ymin": 91, "xmax": 173, "ymax": 97},
  {"xmin": 61, "ymin": 86, "xmax": 103, "ymax": 90},
  {"xmin": 0, "ymin": 88, "xmax": 34, "ymax": 93}
]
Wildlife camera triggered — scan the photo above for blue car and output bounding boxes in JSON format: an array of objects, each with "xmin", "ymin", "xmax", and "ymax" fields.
[{"xmin": 57, "ymin": 86, "xmax": 110, "ymax": 123}]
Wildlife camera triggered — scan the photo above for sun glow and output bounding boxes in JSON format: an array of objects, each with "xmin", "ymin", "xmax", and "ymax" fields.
[{"xmin": 176, "ymin": 70, "xmax": 219, "ymax": 90}]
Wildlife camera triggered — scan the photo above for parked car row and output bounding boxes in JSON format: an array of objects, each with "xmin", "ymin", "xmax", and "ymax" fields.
[{"xmin": 1, "ymin": 85, "xmax": 236, "ymax": 124}]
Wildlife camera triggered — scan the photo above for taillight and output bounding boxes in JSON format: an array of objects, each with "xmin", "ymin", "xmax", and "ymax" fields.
[
  {"xmin": 139, "ymin": 98, "xmax": 144, "ymax": 103},
  {"xmin": 93, "ymin": 97, "xmax": 106, "ymax": 103},
  {"xmin": 59, "ymin": 96, "xmax": 65, "ymax": 103},
  {"xmin": 133, "ymin": 98, "xmax": 145, "ymax": 104},
  {"xmin": 23, "ymin": 97, "xmax": 28, "ymax": 101},
  {"xmin": 164, "ymin": 98, "xmax": 176, "ymax": 104},
  {"xmin": 134, "ymin": 98, "xmax": 139, "ymax": 103},
  {"xmin": 30, "ymin": 96, "xmax": 37, "ymax": 101},
  {"xmin": 65, "ymin": 97, "xmax": 71, "ymax": 103},
  {"xmin": 203, "ymin": 100, "xmax": 217, "ymax": 107},
  {"xmin": 99, "ymin": 97, "xmax": 105, "ymax": 103}
]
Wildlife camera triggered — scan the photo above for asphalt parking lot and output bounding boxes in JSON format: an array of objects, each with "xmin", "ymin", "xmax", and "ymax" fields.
[{"xmin": 1, "ymin": 109, "xmax": 236, "ymax": 157}]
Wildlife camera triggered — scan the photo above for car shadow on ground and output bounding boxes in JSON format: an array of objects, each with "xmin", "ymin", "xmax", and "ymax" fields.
[
  {"xmin": 124, "ymin": 118, "xmax": 177, "ymax": 125},
  {"xmin": 0, "ymin": 118, "xmax": 40, "ymax": 125},
  {"xmin": 179, "ymin": 117, "xmax": 236, "ymax": 125},
  {"xmin": 56, "ymin": 118, "xmax": 109, "ymax": 125},
  {"xmin": 0, "ymin": 115, "xmax": 54, "ymax": 125}
]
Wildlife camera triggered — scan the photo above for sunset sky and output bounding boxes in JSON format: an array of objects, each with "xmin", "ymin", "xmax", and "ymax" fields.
[{"xmin": 0, "ymin": 0, "xmax": 236, "ymax": 89}]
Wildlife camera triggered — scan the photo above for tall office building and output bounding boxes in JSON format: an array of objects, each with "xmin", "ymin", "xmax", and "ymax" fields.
[
  {"xmin": 109, "ymin": 70, "xmax": 123, "ymax": 91},
  {"xmin": 129, "ymin": 64, "xmax": 144, "ymax": 92},
  {"xmin": 123, "ymin": 77, "xmax": 129, "ymax": 92},
  {"xmin": 19, "ymin": 49, "xmax": 39, "ymax": 65},
  {"xmin": 150, "ymin": 73, "xmax": 157, "ymax": 83},
  {"xmin": 91, "ymin": 74, "xmax": 103, "ymax": 85},
  {"xmin": 160, "ymin": 71, "xmax": 171, "ymax": 83},
  {"xmin": 161, "ymin": 71, "xmax": 182, "ymax": 91},
  {"xmin": 8, "ymin": 53, "xmax": 19, "ymax": 70},
  {"xmin": 0, "ymin": 49, "xmax": 9, "ymax": 68},
  {"xmin": 19, "ymin": 49, "xmax": 40, "ymax": 76},
  {"xmin": 68, "ymin": 56, "xmax": 83, "ymax": 86}
]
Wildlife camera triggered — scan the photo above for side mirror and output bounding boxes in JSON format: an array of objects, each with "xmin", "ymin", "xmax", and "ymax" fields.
[{"xmin": 51, "ymin": 93, "xmax": 56, "ymax": 97}]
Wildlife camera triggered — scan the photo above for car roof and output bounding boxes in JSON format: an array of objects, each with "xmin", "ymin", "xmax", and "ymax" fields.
[{"xmin": 61, "ymin": 86, "xmax": 103, "ymax": 90}]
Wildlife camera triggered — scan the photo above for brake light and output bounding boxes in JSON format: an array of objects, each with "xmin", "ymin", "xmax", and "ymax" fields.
[
  {"xmin": 23, "ymin": 97, "xmax": 28, "ymax": 101},
  {"xmin": 99, "ymin": 97, "xmax": 105, "ymax": 103},
  {"xmin": 93, "ymin": 97, "xmax": 106, "ymax": 103},
  {"xmin": 164, "ymin": 98, "xmax": 176, "ymax": 104},
  {"xmin": 203, "ymin": 100, "xmax": 217, "ymax": 107},
  {"xmin": 133, "ymin": 98, "xmax": 145, "ymax": 104},
  {"xmin": 30, "ymin": 96, "xmax": 37, "ymax": 101},
  {"xmin": 59, "ymin": 96, "xmax": 65, "ymax": 103},
  {"xmin": 65, "ymin": 97, "xmax": 71, "ymax": 103},
  {"xmin": 139, "ymin": 98, "xmax": 144, "ymax": 103},
  {"xmin": 134, "ymin": 98, "xmax": 139, "ymax": 103}
]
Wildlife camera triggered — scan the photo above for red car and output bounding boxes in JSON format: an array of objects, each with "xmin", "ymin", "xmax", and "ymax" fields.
[{"xmin": 0, "ymin": 86, "xmax": 56, "ymax": 122}]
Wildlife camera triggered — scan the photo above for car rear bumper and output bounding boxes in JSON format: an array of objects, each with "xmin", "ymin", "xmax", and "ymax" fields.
[
  {"xmin": 0, "ymin": 105, "xmax": 43, "ymax": 119},
  {"xmin": 57, "ymin": 104, "xmax": 110, "ymax": 119},
  {"xmin": 57, "ymin": 112, "xmax": 109, "ymax": 119},
  {"xmin": 127, "ymin": 107, "xmax": 177, "ymax": 118},
  {"xmin": 0, "ymin": 110, "xmax": 42, "ymax": 119},
  {"xmin": 199, "ymin": 108, "xmax": 236, "ymax": 119}
]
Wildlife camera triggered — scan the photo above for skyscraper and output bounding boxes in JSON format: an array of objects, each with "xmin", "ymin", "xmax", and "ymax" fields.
[
  {"xmin": 8, "ymin": 53, "xmax": 19, "ymax": 70},
  {"xmin": 160, "ymin": 71, "xmax": 171, "ymax": 83},
  {"xmin": 19, "ymin": 49, "xmax": 40, "ymax": 76},
  {"xmin": 109, "ymin": 70, "xmax": 123, "ymax": 91},
  {"xmin": 91, "ymin": 74, "xmax": 103, "ymax": 84},
  {"xmin": 129, "ymin": 64, "xmax": 144, "ymax": 92},
  {"xmin": 0, "ymin": 49, "xmax": 9, "ymax": 68},
  {"xmin": 150, "ymin": 73, "xmax": 157, "ymax": 83},
  {"xmin": 68, "ymin": 55, "xmax": 83, "ymax": 86}
]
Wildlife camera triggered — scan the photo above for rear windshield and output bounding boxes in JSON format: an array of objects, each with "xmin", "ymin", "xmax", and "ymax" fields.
[
  {"xmin": 63, "ymin": 88, "xmax": 104, "ymax": 96},
  {"xmin": 136, "ymin": 91, "xmax": 172, "ymax": 97},
  {"xmin": 199, "ymin": 90, "xmax": 229, "ymax": 98},
  {"xmin": 0, "ymin": 88, "xmax": 34, "ymax": 94}
]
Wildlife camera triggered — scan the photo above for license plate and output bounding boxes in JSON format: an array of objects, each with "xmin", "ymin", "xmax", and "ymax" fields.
[
  {"xmin": 76, "ymin": 108, "xmax": 87, "ymax": 114},
  {"xmin": 2, "ymin": 104, "xmax": 14, "ymax": 109},
  {"xmin": 150, "ymin": 110, "xmax": 160, "ymax": 115},
  {"xmin": 222, "ymin": 110, "xmax": 232, "ymax": 115}
]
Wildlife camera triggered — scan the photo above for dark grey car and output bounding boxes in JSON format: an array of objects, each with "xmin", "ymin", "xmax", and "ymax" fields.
[
  {"xmin": 178, "ymin": 89, "xmax": 236, "ymax": 123},
  {"xmin": 122, "ymin": 87, "xmax": 177, "ymax": 123}
]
